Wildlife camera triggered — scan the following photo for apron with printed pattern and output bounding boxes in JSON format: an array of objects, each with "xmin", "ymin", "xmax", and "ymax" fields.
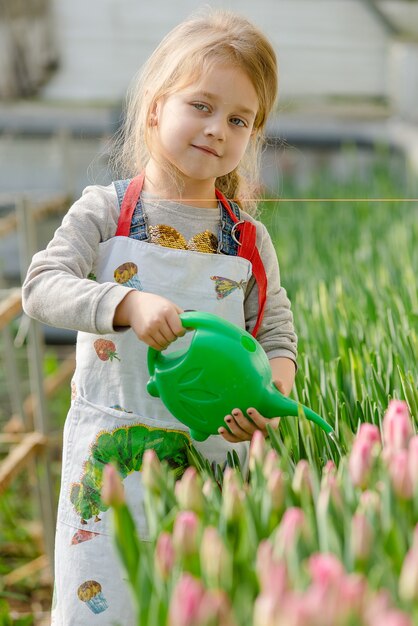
[{"xmin": 52, "ymin": 177, "xmax": 253, "ymax": 625}]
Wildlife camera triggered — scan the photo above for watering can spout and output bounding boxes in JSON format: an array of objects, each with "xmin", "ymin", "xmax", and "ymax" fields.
[{"xmin": 264, "ymin": 385, "xmax": 333, "ymax": 434}]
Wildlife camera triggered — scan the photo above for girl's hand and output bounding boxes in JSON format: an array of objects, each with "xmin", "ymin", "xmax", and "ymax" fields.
[
  {"xmin": 114, "ymin": 290, "xmax": 185, "ymax": 350},
  {"xmin": 218, "ymin": 379, "xmax": 285, "ymax": 442}
]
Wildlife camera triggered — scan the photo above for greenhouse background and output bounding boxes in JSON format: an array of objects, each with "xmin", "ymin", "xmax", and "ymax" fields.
[{"xmin": 0, "ymin": 1, "xmax": 417, "ymax": 624}]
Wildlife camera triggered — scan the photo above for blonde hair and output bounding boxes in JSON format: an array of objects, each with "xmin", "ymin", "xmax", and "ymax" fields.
[{"xmin": 111, "ymin": 8, "xmax": 278, "ymax": 214}]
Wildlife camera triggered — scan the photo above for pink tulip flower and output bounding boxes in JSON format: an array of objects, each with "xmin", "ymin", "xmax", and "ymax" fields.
[
  {"xmin": 359, "ymin": 489, "xmax": 381, "ymax": 514},
  {"xmin": 339, "ymin": 573, "xmax": 367, "ymax": 617},
  {"xmin": 175, "ymin": 467, "xmax": 204, "ymax": 514},
  {"xmin": 358, "ymin": 423, "xmax": 381, "ymax": 447},
  {"xmin": 249, "ymin": 429, "xmax": 266, "ymax": 470},
  {"xmin": 168, "ymin": 573, "xmax": 207, "ymax": 626},
  {"xmin": 256, "ymin": 540, "xmax": 287, "ymax": 596},
  {"xmin": 253, "ymin": 592, "xmax": 279, "ymax": 626},
  {"xmin": 267, "ymin": 468, "xmax": 285, "ymax": 510},
  {"xmin": 292, "ymin": 460, "xmax": 312, "ymax": 496},
  {"xmin": 222, "ymin": 469, "xmax": 245, "ymax": 521},
  {"xmin": 388, "ymin": 450, "xmax": 413, "ymax": 499},
  {"xmin": 319, "ymin": 464, "xmax": 342, "ymax": 511},
  {"xmin": 408, "ymin": 435, "xmax": 418, "ymax": 492},
  {"xmin": 374, "ymin": 610, "xmax": 413, "ymax": 626},
  {"xmin": 349, "ymin": 438, "xmax": 375, "ymax": 488},
  {"xmin": 155, "ymin": 531, "xmax": 175, "ymax": 580},
  {"xmin": 141, "ymin": 448, "xmax": 162, "ymax": 492},
  {"xmin": 101, "ymin": 463, "xmax": 125, "ymax": 507},
  {"xmin": 399, "ymin": 544, "xmax": 418, "ymax": 602},
  {"xmin": 263, "ymin": 449, "xmax": 280, "ymax": 479},
  {"xmin": 383, "ymin": 400, "xmax": 413, "ymax": 451},
  {"xmin": 274, "ymin": 507, "xmax": 305, "ymax": 556},
  {"xmin": 351, "ymin": 511, "xmax": 373, "ymax": 561},
  {"xmin": 308, "ymin": 552, "xmax": 345, "ymax": 589},
  {"xmin": 200, "ymin": 526, "xmax": 231, "ymax": 587},
  {"xmin": 199, "ymin": 589, "xmax": 237, "ymax": 626},
  {"xmin": 173, "ymin": 511, "xmax": 199, "ymax": 558},
  {"xmin": 275, "ymin": 592, "xmax": 310, "ymax": 626}
]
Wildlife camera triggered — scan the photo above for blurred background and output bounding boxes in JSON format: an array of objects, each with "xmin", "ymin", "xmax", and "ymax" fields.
[{"xmin": 0, "ymin": 0, "xmax": 417, "ymax": 623}]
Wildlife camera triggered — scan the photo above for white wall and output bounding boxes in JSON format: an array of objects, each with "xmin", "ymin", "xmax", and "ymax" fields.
[{"xmin": 42, "ymin": 0, "xmax": 389, "ymax": 102}]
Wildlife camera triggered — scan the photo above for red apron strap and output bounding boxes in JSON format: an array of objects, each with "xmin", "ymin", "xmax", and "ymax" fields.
[
  {"xmin": 215, "ymin": 188, "xmax": 268, "ymax": 338},
  {"xmin": 215, "ymin": 188, "xmax": 239, "ymax": 223},
  {"xmin": 115, "ymin": 173, "xmax": 145, "ymax": 236},
  {"xmin": 235, "ymin": 221, "xmax": 268, "ymax": 338}
]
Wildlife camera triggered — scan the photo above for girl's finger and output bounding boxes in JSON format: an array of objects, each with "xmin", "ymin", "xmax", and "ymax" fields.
[
  {"xmin": 223, "ymin": 414, "xmax": 252, "ymax": 440},
  {"xmin": 246, "ymin": 408, "xmax": 280, "ymax": 433},
  {"xmin": 167, "ymin": 309, "xmax": 186, "ymax": 337},
  {"xmin": 230, "ymin": 408, "xmax": 256, "ymax": 436},
  {"xmin": 218, "ymin": 426, "xmax": 243, "ymax": 443},
  {"xmin": 149, "ymin": 331, "xmax": 172, "ymax": 350},
  {"xmin": 245, "ymin": 408, "xmax": 271, "ymax": 435}
]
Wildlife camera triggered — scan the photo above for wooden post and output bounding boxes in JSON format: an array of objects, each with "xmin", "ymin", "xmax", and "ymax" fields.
[{"xmin": 16, "ymin": 194, "xmax": 56, "ymax": 578}]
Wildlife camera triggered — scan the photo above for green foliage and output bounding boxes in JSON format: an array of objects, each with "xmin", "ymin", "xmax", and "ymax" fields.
[{"xmin": 261, "ymin": 145, "xmax": 417, "ymax": 451}]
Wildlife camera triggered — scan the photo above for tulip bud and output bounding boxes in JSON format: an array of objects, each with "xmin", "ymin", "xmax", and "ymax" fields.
[
  {"xmin": 357, "ymin": 422, "xmax": 381, "ymax": 447},
  {"xmin": 399, "ymin": 546, "xmax": 418, "ymax": 602},
  {"xmin": 339, "ymin": 573, "xmax": 367, "ymax": 617},
  {"xmin": 101, "ymin": 463, "xmax": 125, "ymax": 507},
  {"xmin": 168, "ymin": 573, "xmax": 206, "ymax": 626},
  {"xmin": 292, "ymin": 460, "xmax": 312, "ymax": 497},
  {"xmin": 175, "ymin": 467, "xmax": 204, "ymax": 514},
  {"xmin": 141, "ymin": 449, "xmax": 162, "ymax": 492},
  {"xmin": 319, "ymin": 465, "xmax": 342, "ymax": 511},
  {"xmin": 377, "ymin": 609, "xmax": 413, "ymax": 626},
  {"xmin": 155, "ymin": 531, "xmax": 175, "ymax": 580},
  {"xmin": 308, "ymin": 552, "xmax": 345, "ymax": 589},
  {"xmin": 263, "ymin": 449, "xmax": 280, "ymax": 479},
  {"xmin": 274, "ymin": 507, "xmax": 305, "ymax": 556},
  {"xmin": 253, "ymin": 592, "xmax": 280, "ymax": 626},
  {"xmin": 173, "ymin": 511, "xmax": 199, "ymax": 558},
  {"xmin": 222, "ymin": 469, "xmax": 245, "ymax": 522},
  {"xmin": 249, "ymin": 430, "xmax": 266, "ymax": 471},
  {"xmin": 359, "ymin": 489, "xmax": 381, "ymax": 514},
  {"xmin": 200, "ymin": 526, "xmax": 231, "ymax": 587},
  {"xmin": 202, "ymin": 479, "xmax": 215, "ymax": 499},
  {"xmin": 388, "ymin": 450, "xmax": 413, "ymax": 499},
  {"xmin": 256, "ymin": 540, "xmax": 287, "ymax": 596},
  {"xmin": 363, "ymin": 589, "xmax": 391, "ymax": 624},
  {"xmin": 351, "ymin": 511, "xmax": 373, "ymax": 562},
  {"xmin": 199, "ymin": 589, "xmax": 237, "ymax": 626},
  {"xmin": 383, "ymin": 400, "xmax": 413, "ymax": 451},
  {"xmin": 408, "ymin": 435, "xmax": 418, "ymax": 493},
  {"xmin": 267, "ymin": 468, "xmax": 285, "ymax": 511},
  {"xmin": 348, "ymin": 438, "xmax": 375, "ymax": 489}
]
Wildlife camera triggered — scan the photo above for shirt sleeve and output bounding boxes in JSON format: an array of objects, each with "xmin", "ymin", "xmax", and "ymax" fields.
[
  {"xmin": 22, "ymin": 184, "xmax": 135, "ymax": 334},
  {"xmin": 243, "ymin": 218, "xmax": 298, "ymax": 365}
]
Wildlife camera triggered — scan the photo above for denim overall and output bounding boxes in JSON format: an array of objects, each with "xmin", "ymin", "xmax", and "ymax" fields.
[{"xmin": 51, "ymin": 177, "xmax": 253, "ymax": 625}]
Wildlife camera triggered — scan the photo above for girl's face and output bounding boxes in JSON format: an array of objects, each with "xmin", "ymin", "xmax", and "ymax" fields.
[{"xmin": 149, "ymin": 63, "xmax": 259, "ymax": 192}]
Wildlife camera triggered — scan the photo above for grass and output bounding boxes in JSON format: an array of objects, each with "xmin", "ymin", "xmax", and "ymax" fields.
[{"xmin": 260, "ymin": 143, "xmax": 417, "ymax": 463}]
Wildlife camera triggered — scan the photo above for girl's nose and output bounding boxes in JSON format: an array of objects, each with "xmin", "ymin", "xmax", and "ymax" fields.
[{"xmin": 204, "ymin": 117, "xmax": 226, "ymax": 141}]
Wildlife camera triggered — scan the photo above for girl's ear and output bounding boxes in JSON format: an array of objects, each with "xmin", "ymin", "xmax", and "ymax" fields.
[{"xmin": 148, "ymin": 100, "xmax": 160, "ymax": 127}]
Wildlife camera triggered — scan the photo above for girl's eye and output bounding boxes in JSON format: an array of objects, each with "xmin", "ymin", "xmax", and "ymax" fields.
[
  {"xmin": 230, "ymin": 117, "xmax": 246, "ymax": 127},
  {"xmin": 192, "ymin": 102, "xmax": 209, "ymax": 112}
]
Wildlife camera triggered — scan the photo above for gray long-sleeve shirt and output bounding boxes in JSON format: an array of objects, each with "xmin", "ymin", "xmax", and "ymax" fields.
[{"xmin": 22, "ymin": 183, "xmax": 297, "ymax": 363}]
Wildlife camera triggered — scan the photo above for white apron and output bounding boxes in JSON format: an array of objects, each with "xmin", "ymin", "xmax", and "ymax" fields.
[{"xmin": 51, "ymin": 181, "xmax": 253, "ymax": 625}]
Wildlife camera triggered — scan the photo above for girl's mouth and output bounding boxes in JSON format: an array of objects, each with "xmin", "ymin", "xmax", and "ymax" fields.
[{"xmin": 192, "ymin": 145, "xmax": 220, "ymax": 157}]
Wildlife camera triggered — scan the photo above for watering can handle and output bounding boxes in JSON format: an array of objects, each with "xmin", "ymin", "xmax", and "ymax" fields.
[
  {"xmin": 147, "ymin": 309, "xmax": 217, "ymax": 375},
  {"xmin": 147, "ymin": 311, "xmax": 240, "ymax": 375}
]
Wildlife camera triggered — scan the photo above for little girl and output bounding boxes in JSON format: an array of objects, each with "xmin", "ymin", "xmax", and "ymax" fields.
[{"xmin": 23, "ymin": 8, "xmax": 297, "ymax": 625}]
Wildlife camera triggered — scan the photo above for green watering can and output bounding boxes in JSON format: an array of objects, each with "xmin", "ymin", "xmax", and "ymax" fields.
[{"xmin": 147, "ymin": 311, "xmax": 333, "ymax": 442}]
